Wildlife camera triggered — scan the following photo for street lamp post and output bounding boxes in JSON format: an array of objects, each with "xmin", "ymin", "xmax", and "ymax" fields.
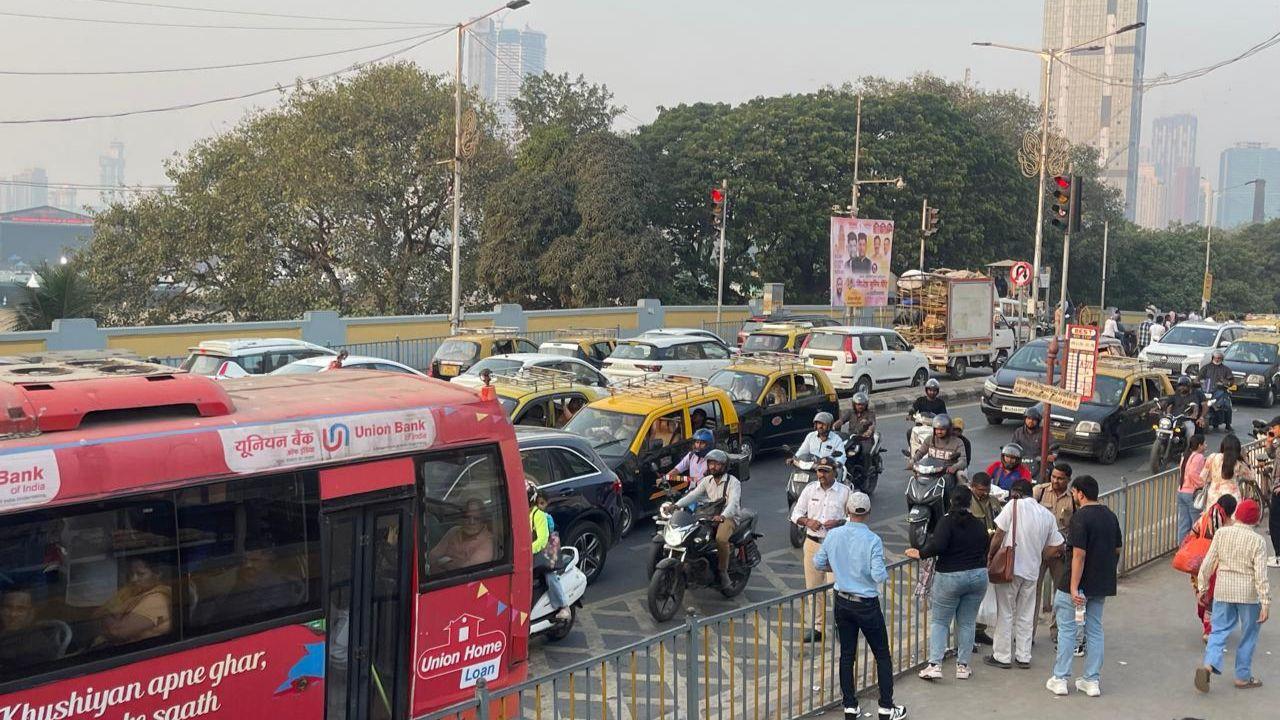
[
  {"xmin": 973, "ymin": 21, "xmax": 1144, "ymax": 325},
  {"xmin": 449, "ymin": 0, "xmax": 531, "ymax": 333}
]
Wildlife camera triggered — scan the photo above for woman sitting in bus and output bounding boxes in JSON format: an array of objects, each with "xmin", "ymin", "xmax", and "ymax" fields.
[
  {"xmin": 95, "ymin": 556, "xmax": 172, "ymax": 647},
  {"xmin": 428, "ymin": 499, "xmax": 496, "ymax": 574}
]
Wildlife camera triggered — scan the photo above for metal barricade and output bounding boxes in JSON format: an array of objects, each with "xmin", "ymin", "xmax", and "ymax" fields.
[
  {"xmin": 699, "ymin": 321, "xmax": 742, "ymax": 346},
  {"xmin": 331, "ymin": 336, "xmax": 448, "ymax": 370}
]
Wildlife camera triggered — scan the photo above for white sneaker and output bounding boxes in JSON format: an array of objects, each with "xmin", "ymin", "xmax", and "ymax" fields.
[
  {"xmin": 1075, "ymin": 678, "xmax": 1101, "ymax": 697},
  {"xmin": 878, "ymin": 705, "xmax": 907, "ymax": 720},
  {"xmin": 1045, "ymin": 676, "xmax": 1070, "ymax": 696},
  {"xmin": 1267, "ymin": 556, "xmax": 1280, "ymax": 568},
  {"xmin": 843, "ymin": 706, "xmax": 860, "ymax": 718},
  {"xmin": 955, "ymin": 664, "xmax": 972, "ymax": 680},
  {"xmin": 917, "ymin": 664, "xmax": 942, "ymax": 680}
]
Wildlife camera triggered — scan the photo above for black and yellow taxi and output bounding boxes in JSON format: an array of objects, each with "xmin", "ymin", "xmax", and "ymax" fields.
[
  {"xmin": 429, "ymin": 327, "xmax": 538, "ymax": 378},
  {"xmin": 708, "ymin": 352, "xmax": 839, "ymax": 460},
  {"xmin": 537, "ymin": 328, "xmax": 618, "ymax": 369},
  {"xmin": 489, "ymin": 367, "xmax": 612, "ymax": 428},
  {"xmin": 563, "ymin": 376, "xmax": 747, "ymax": 536},
  {"xmin": 739, "ymin": 321, "xmax": 814, "ymax": 354},
  {"xmin": 1046, "ymin": 356, "xmax": 1172, "ymax": 464}
]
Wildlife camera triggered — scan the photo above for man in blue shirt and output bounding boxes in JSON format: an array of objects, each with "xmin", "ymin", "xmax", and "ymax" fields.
[{"xmin": 814, "ymin": 493, "xmax": 907, "ymax": 720}]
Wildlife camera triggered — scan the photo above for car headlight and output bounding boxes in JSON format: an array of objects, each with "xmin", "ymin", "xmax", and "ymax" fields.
[
  {"xmin": 984, "ymin": 378, "xmax": 997, "ymax": 395},
  {"xmin": 1247, "ymin": 374, "xmax": 1265, "ymax": 385},
  {"xmin": 1075, "ymin": 421, "xmax": 1101, "ymax": 435}
]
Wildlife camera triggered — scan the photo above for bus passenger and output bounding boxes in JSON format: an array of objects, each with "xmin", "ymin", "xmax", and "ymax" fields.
[
  {"xmin": 211, "ymin": 544, "xmax": 299, "ymax": 623},
  {"xmin": 428, "ymin": 499, "xmax": 496, "ymax": 573},
  {"xmin": 0, "ymin": 588, "xmax": 64, "ymax": 666},
  {"xmin": 96, "ymin": 557, "xmax": 171, "ymax": 646}
]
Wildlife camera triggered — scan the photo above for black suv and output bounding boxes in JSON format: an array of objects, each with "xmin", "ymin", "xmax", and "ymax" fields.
[{"xmin": 516, "ymin": 427, "xmax": 623, "ymax": 584}]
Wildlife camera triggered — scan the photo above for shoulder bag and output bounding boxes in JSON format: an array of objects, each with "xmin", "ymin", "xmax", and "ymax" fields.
[{"xmin": 987, "ymin": 498, "xmax": 1017, "ymax": 584}]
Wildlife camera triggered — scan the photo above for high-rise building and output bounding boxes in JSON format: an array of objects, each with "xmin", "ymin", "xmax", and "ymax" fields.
[
  {"xmin": 1150, "ymin": 114, "xmax": 1200, "ymax": 224},
  {"xmin": 1042, "ymin": 0, "xmax": 1148, "ymax": 220},
  {"xmin": 467, "ymin": 22, "xmax": 547, "ymax": 126},
  {"xmin": 3, "ymin": 168, "xmax": 49, "ymax": 212},
  {"xmin": 99, "ymin": 141, "xmax": 126, "ymax": 206},
  {"xmin": 1134, "ymin": 162, "xmax": 1167, "ymax": 229},
  {"xmin": 1216, "ymin": 142, "xmax": 1280, "ymax": 228},
  {"xmin": 47, "ymin": 188, "xmax": 79, "ymax": 213}
]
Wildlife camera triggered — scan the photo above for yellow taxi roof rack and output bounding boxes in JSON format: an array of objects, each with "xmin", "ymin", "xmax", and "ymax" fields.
[
  {"xmin": 1096, "ymin": 355, "xmax": 1157, "ymax": 374},
  {"xmin": 731, "ymin": 351, "xmax": 811, "ymax": 371},
  {"xmin": 488, "ymin": 366, "xmax": 577, "ymax": 391},
  {"xmin": 553, "ymin": 327, "xmax": 618, "ymax": 339},
  {"xmin": 606, "ymin": 373, "xmax": 713, "ymax": 403},
  {"xmin": 454, "ymin": 326, "xmax": 522, "ymax": 337},
  {"xmin": 754, "ymin": 321, "xmax": 814, "ymax": 332}
]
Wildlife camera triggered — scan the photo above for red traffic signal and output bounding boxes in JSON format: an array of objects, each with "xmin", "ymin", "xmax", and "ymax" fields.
[
  {"xmin": 711, "ymin": 188, "xmax": 725, "ymax": 203},
  {"xmin": 1050, "ymin": 175, "xmax": 1082, "ymax": 233},
  {"xmin": 711, "ymin": 185, "xmax": 727, "ymax": 228}
]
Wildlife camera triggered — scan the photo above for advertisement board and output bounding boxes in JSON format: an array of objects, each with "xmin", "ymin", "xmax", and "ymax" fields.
[
  {"xmin": 1065, "ymin": 324, "xmax": 1100, "ymax": 399},
  {"xmin": 830, "ymin": 217, "xmax": 893, "ymax": 307}
]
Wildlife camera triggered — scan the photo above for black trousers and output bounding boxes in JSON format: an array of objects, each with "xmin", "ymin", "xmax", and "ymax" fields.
[
  {"xmin": 1270, "ymin": 495, "xmax": 1280, "ymax": 556},
  {"xmin": 834, "ymin": 594, "xmax": 894, "ymax": 710}
]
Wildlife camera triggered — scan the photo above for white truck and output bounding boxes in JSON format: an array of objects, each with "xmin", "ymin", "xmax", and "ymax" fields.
[{"xmin": 896, "ymin": 271, "xmax": 1014, "ymax": 379}]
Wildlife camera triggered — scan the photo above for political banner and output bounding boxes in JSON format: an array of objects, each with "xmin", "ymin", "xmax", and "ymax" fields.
[{"xmin": 830, "ymin": 217, "xmax": 894, "ymax": 307}]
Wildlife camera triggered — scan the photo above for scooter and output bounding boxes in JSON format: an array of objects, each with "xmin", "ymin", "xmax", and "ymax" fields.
[
  {"xmin": 905, "ymin": 455, "xmax": 949, "ymax": 550},
  {"xmin": 844, "ymin": 432, "xmax": 885, "ymax": 496},
  {"xmin": 1150, "ymin": 407, "xmax": 1196, "ymax": 473},
  {"xmin": 646, "ymin": 505, "xmax": 763, "ymax": 622},
  {"xmin": 530, "ymin": 547, "xmax": 588, "ymax": 642}
]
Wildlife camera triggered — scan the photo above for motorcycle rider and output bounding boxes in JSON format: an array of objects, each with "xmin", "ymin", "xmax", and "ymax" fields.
[
  {"xmin": 908, "ymin": 414, "xmax": 968, "ymax": 492},
  {"xmin": 984, "ymin": 443, "xmax": 1034, "ymax": 492},
  {"xmin": 1010, "ymin": 405, "xmax": 1058, "ymax": 472},
  {"xmin": 911, "ymin": 378, "xmax": 948, "ymax": 417},
  {"xmin": 669, "ymin": 449, "xmax": 743, "ymax": 589},
  {"xmin": 1199, "ymin": 350, "xmax": 1235, "ymax": 432},
  {"xmin": 834, "ymin": 392, "xmax": 876, "ymax": 481},
  {"xmin": 667, "ymin": 428, "xmax": 715, "ymax": 488},
  {"xmin": 1157, "ymin": 374, "xmax": 1207, "ymax": 438},
  {"xmin": 788, "ymin": 411, "xmax": 845, "ymax": 470}
]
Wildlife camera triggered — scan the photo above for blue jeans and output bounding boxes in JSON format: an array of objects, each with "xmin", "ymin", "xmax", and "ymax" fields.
[
  {"xmin": 1204, "ymin": 601, "xmax": 1262, "ymax": 682},
  {"xmin": 1176, "ymin": 491, "xmax": 1198, "ymax": 543},
  {"xmin": 1052, "ymin": 590, "xmax": 1106, "ymax": 681},
  {"xmin": 927, "ymin": 568, "xmax": 988, "ymax": 665}
]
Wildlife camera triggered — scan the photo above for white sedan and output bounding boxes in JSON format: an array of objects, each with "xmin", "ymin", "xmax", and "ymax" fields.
[
  {"xmin": 271, "ymin": 354, "xmax": 424, "ymax": 376},
  {"xmin": 450, "ymin": 353, "xmax": 611, "ymax": 389}
]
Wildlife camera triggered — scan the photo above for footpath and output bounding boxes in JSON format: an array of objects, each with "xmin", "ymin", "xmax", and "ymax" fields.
[{"xmin": 814, "ymin": 560, "xmax": 1278, "ymax": 719}]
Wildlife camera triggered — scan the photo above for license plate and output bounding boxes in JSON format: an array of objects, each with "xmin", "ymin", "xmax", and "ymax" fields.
[
  {"xmin": 1002, "ymin": 405, "xmax": 1026, "ymax": 415},
  {"xmin": 1051, "ymin": 430, "xmax": 1067, "ymax": 441},
  {"xmin": 790, "ymin": 471, "xmax": 811, "ymax": 483},
  {"xmin": 812, "ymin": 357, "xmax": 833, "ymax": 367},
  {"xmin": 439, "ymin": 364, "xmax": 459, "ymax": 377}
]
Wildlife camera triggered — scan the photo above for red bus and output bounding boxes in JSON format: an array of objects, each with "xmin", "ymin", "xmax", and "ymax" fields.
[{"xmin": 0, "ymin": 360, "xmax": 531, "ymax": 720}]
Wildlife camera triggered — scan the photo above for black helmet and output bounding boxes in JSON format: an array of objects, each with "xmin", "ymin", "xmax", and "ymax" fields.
[
  {"xmin": 1024, "ymin": 406, "xmax": 1042, "ymax": 421},
  {"xmin": 1177, "ymin": 374, "xmax": 1192, "ymax": 388}
]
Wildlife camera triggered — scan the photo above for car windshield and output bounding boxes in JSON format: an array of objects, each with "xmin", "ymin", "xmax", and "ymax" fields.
[
  {"xmin": 1224, "ymin": 341, "xmax": 1279, "ymax": 364},
  {"xmin": 539, "ymin": 345, "xmax": 578, "ymax": 358},
  {"xmin": 709, "ymin": 369, "xmax": 768, "ymax": 403},
  {"xmin": 435, "ymin": 340, "xmax": 479, "ymax": 363},
  {"xmin": 563, "ymin": 407, "xmax": 645, "ymax": 457},
  {"xmin": 742, "ymin": 334, "xmax": 787, "ymax": 352},
  {"xmin": 1159, "ymin": 326, "xmax": 1218, "ymax": 347},
  {"xmin": 272, "ymin": 362, "xmax": 324, "ymax": 375},
  {"xmin": 465, "ymin": 357, "xmax": 524, "ymax": 376},
  {"xmin": 611, "ymin": 342, "xmax": 657, "ymax": 360},
  {"xmin": 1004, "ymin": 343, "xmax": 1048, "ymax": 373},
  {"xmin": 1085, "ymin": 376, "xmax": 1127, "ymax": 406},
  {"xmin": 180, "ymin": 354, "xmax": 236, "ymax": 376}
]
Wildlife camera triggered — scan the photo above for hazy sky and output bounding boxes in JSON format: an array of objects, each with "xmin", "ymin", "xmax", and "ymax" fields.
[{"xmin": 0, "ymin": 0, "xmax": 1276, "ymax": 199}]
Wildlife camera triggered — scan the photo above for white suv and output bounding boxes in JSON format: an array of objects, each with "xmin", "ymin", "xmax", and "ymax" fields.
[
  {"xmin": 602, "ymin": 335, "xmax": 732, "ymax": 380},
  {"xmin": 799, "ymin": 326, "xmax": 931, "ymax": 395},
  {"xmin": 1139, "ymin": 321, "xmax": 1246, "ymax": 376},
  {"xmin": 180, "ymin": 338, "xmax": 336, "ymax": 378}
]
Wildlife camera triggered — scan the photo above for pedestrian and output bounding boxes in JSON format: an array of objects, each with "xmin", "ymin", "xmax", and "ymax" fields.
[
  {"xmin": 1137, "ymin": 312, "xmax": 1155, "ymax": 350},
  {"xmin": 1193, "ymin": 494, "xmax": 1237, "ymax": 641},
  {"xmin": 1202, "ymin": 433, "xmax": 1252, "ymax": 509},
  {"xmin": 985, "ymin": 479, "xmax": 1064, "ymax": 670},
  {"xmin": 1034, "ymin": 462, "xmax": 1078, "ymax": 645},
  {"xmin": 1260, "ymin": 415, "xmax": 1280, "ymax": 567},
  {"xmin": 1150, "ymin": 315, "xmax": 1167, "ymax": 343},
  {"xmin": 967, "ymin": 472, "xmax": 1002, "ymax": 647},
  {"xmin": 790, "ymin": 456, "xmax": 851, "ymax": 643},
  {"xmin": 1177, "ymin": 434, "xmax": 1208, "ymax": 542},
  {"xmin": 1101, "ymin": 311, "xmax": 1119, "ymax": 339},
  {"xmin": 1195, "ymin": 498, "xmax": 1270, "ymax": 692},
  {"xmin": 814, "ymin": 492, "xmax": 908, "ymax": 720},
  {"xmin": 906, "ymin": 486, "xmax": 989, "ymax": 681},
  {"xmin": 1047, "ymin": 475, "xmax": 1123, "ymax": 697}
]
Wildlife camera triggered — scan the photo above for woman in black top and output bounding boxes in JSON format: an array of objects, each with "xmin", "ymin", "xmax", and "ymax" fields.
[{"xmin": 906, "ymin": 485, "xmax": 991, "ymax": 680}]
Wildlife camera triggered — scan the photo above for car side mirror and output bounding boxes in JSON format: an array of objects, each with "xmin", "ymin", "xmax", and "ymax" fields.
[
  {"xmin": 763, "ymin": 396, "xmax": 775, "ymax": 407},
  {"xmin": 1219, "ymin": 340, "xmax": 1230, "ymax": 348}
]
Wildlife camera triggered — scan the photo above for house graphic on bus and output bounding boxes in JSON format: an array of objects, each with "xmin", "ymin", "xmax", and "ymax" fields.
[{"xmin": 417, "ymin": 612, "xmax": 507, "ymax": 685}]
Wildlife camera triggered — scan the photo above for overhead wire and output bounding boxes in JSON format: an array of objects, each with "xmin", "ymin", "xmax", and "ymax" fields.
[
  {"xmin": 0, "ymin": 29, "xmax": 444, "ymax": 76},
  {"xmin": 63, "ymin": 0, "xmax": 438, "ymax": 27},
  {"xmin": 0, "ymin": 9, "xmax": 446, "ymax": 31},
  {"xmin": 1055, "ymin": 29, "xmax": 1280, "ymax": 89},
  {"xmin": 0, "ymin": 179, "xmax": 169, "ymax": 193},
  {"xmin": 0, "ymin": 25, "xmax": 455, "ymax": 124}
]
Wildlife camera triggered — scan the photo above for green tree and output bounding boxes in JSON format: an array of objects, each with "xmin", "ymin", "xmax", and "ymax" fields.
[
  {"xmin": 15, "ymin": 261, "xmax": 96, "ymax": 331},
  {"xmin": 83, "ymin": 63, "xmax": 510, "ymax": 324},
  {"xmin": 509, "ymin": 72, "xmax": 625, "ymax": 138}
]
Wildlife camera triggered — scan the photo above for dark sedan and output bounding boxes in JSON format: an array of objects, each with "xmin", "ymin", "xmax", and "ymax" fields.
[
  {"xmin": 516, "ymin": 427, "xmax": 623, "ymax": 584},
  {"xmin": 981, "ymin": 335, "xmax": 1125, "ymax": 424},
  {"xmin": 1207, "ymin": 336, "xmax": 1280, "ymax": 408}
]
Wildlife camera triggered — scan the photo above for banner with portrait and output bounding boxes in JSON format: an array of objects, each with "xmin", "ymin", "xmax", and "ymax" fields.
[{"xmin": 830, "ymin": 217, "xmax": 894, "ymax": 307}]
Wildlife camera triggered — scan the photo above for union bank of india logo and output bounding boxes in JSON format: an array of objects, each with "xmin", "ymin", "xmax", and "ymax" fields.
[{"xmin": 321, "ymin": 423, "xmax": 351, "ymax": 452}]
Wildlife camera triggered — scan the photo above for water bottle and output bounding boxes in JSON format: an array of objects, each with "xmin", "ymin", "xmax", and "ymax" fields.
[{"xmin": 1074, "ymin": 596, "xmax": 1086, "ymax": 625}]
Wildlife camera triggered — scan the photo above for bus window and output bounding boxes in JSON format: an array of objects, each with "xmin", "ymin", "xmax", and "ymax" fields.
[
  {"xmin": 178, "ymin": 472, "xmax": 320, "ymax": 634},
  {"xmin": 418, "ymin": 445, "xmax": 511, "ymax": 585},
  {"xmin": 0, "ymin": 495, "xmax": 178, "ymax": 682}
]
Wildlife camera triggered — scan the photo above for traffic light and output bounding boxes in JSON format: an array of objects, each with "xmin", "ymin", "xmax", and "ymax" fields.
[
  {"xmin": 924, "ymin": 206, "xmax": 940, "ymax": 235},
  {"xmin": 1050, "ymin": 175, "xmax": 1082, "ymax": 232},
  {"xmin": 711, "ymin": 186, "xmax": 726, "ymax": 229}
]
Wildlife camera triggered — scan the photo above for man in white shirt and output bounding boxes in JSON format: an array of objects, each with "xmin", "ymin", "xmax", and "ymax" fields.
[
  {"xmin": 1102, "ymin": 312, "xmax": 1119, "ymax": 339},
  {"xmin": 788, "ymin": 411, "xmax": 846, "ymax": 471},
  {"xmin": 985, "ymin": 479, "xmax": 1065, "ymax": 669},
  {"xmin": 790, "ymin": 456, "xmax": 852, "ymax": 642},
  {"xmin": 672, "ymin": 450, "xmax": 742, "ymax": 589}
]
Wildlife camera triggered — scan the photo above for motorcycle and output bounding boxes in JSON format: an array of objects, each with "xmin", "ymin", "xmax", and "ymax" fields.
[
  {"xmin": 906, "ymin": 411, "xmax": 935, "ymax": 459},
  {"xmin": 1149, "ymin": 407, "xmax": 1196, "ymax": 473},
  {"xmin": 844, "ymin": 431, "xmax": 885, "ymax": 496},
  {"xmin": 1205, "ymin": 382, "xmax": 1236, "ymax": 431},
  {"xmin": 646, "ymin": 475, "xmax": 694, "ymax": 576},
  {"xmin": 905, "ymin": 455, "xmax": 950, "ymax": 550},
  {"xmin": 646, "ymin": 506, "xmax": 763, "ymax": 622},
  {"xmin": 530, "ymin": 547, "xmax": 588, "ymax": 642}
]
